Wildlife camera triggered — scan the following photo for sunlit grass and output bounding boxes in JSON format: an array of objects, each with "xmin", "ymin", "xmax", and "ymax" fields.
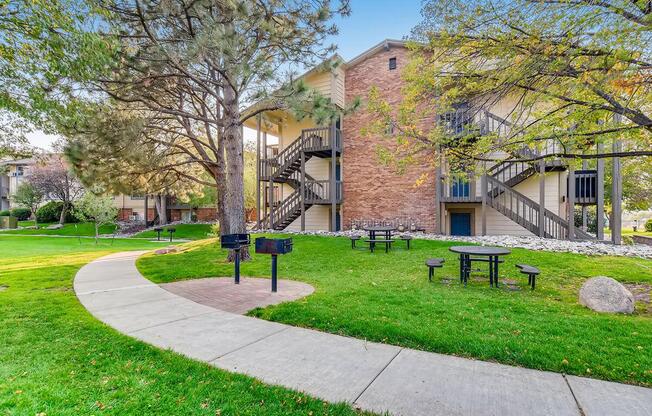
[
  {"xmin": 0, "ymin": 236, "xmax": 366, "ymax": 415},
  {"xmin": 139, "ymin": 234, "xmax": 652, "ymax": 386}
]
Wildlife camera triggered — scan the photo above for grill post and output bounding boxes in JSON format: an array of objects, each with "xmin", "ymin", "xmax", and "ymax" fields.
[
  {"xmin": 234, "ymin": 247, "xmax": 241, "ymax": 284},
  {"xmin": 271, "ymin": 254, "xmax": 278, "ymax": 292}
]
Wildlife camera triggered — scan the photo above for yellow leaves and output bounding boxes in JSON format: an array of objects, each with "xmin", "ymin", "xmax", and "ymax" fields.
[{"xmin": 413, "ymin": 172, "xmax": 430, "ymax": 188}]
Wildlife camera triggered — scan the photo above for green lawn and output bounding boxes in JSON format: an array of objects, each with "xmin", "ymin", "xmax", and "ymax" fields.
[
  {"xmin": 133, "ymin": 223, "xmax": 214, "ymax": 240},
  {"xmin": 2, "ymin": 221, "xmax": 117, "ymax": 236},
  {"xmin": 0, "ymin": 235, "xmax": 364, "ymax": 415},
  {"xmin": 138, "ymin": 234, "xmax": 652, "ymax": 387}
]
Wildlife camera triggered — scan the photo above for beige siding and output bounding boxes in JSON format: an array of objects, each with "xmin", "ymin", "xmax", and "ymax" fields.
[
  {"xmin": 286, "ymin": 205, "xmax": 330, "ymax": 231},
  {"xmin": 304, "ymin": 71, "xmax": 332, "ymax": 100},
  {"xmin": 332, "ymin": 65, "xmax": 345, "ymax": 108},
  {"xmin": 279, "ymin": 118, "xmax": 319, "ymax": 149},
  {"xmin": 512, "ymin": 171, "xmax": 562, "ymax": 216}
]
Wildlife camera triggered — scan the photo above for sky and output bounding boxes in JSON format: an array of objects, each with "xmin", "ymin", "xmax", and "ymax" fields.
[{"xmin": 27, "ymin": 0, "xmax": 423, "ymax": 150}]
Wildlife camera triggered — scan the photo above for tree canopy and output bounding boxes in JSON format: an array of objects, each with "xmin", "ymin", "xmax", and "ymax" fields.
[
  {"xmin": 367, "ymin": 0, "xmax": 652, "ymax": 170},
  {"xmin": 64, "ymin": 0, "xmax": 350, "ymax": 242},
  {"xmin": 0, "ymin": 0, "xmax": 112, "ymax": 156}
]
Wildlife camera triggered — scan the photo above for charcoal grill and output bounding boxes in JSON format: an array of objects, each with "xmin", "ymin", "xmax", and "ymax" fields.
[
  {"xmin": 254, "ymin": 237, "xmax": 293, "ymax": 292},
  {"xmin": 220, "ymin": 233, "xmax": 251, "ymax": 284}
]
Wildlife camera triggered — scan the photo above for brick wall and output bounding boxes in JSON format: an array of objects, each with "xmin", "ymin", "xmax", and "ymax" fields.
[
  {"xmin": 195, "ymin": 208, "xmax": 217, "ymax": 221},
  {"xmin": 342, "ymin": 46, "xmax": 437, "ymax": 231},
  {"xmin": 117, "ymin": 208, "xmax": 132, "ymax": 221}
]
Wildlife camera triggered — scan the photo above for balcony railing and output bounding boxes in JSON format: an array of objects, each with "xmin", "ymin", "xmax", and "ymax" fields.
[
  {"xmin": 303, "ymin": 180, "xmax": 343, "ymax": 204},
  {"xmin": 574, "ymin": 170, "xmax": 597, "ymax": 205},
  {"xmin": 440, "ymin": 173, "xmax": 479, "ymax": 202}
]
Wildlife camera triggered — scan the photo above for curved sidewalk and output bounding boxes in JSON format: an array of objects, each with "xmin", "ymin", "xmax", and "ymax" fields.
[{"xmin": 74, "ymin": 252, "xmax": 652, "ymax": 416}]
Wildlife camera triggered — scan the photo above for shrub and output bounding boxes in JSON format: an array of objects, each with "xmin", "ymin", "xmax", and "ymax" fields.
[
  {"xmin": 10, "ymin": 207, "xmax": 31, "ymax": 221},
  {"xmin": 36, "ymin": 201, "xmax": 77, "ymax": 223},
  {"xmin": 0, "ymin": 210, "xmax": 9, "ymax": 216},
  {"xmin": 645, "ymin": 219, "xmax": 652, "ymax": 233},
  {"xmin": 574, "ymin": 206, "xmax": 597, "ymax": 234}
]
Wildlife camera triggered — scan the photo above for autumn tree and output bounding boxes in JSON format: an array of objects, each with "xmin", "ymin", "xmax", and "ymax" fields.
[
  {"xmin": 29, "ymin": 156, "xmax": 84, "ymax": 224},
  {"xmin": 367, "ymin": 0, "xmax": 652, "ymax": 169}
]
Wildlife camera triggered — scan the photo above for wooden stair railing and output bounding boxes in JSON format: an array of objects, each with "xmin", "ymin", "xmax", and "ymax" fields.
[{"xmin": 485, "ymin": 175, "xmax": 594, "ymax": 240}]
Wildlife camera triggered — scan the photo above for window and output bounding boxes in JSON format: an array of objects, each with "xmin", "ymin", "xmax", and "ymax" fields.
[{"xmin": 389, "ymin": 57, "xmax": 397, "ymax": 70}]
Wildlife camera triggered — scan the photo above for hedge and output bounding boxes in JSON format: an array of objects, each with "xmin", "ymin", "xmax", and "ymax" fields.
[
  {"xmin": 10, "ymin": 207, "xmax": 31, "ymax": 221},
  {"xmin": 36, "ymin": 201, "xmax": 77, "ymax": 223}
]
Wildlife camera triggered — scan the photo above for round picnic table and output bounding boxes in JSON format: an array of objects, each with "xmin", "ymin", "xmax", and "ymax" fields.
[
  {"xmin": 362, "ymin": 226, "xmax": 396, "ymax": 253},
  {"xmin": 363, "ymin": 225, "xmax": 396, "ymax": 240},
  {"xmin": 449, "ymin": 246, "xmax": 511, "ymax": 287}
]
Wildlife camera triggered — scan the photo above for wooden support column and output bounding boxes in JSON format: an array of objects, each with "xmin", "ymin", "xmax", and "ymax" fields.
[
  {"xmin": 255, "ymin": 115, "xmax": 261, "ymax": 229},
  {"xmin": 435, "ymin": 164, "xmax": 442, "ymax": 234},
  {"xmin": 538, "ymin": 159, "xmax": 545, "ymax": 237},
  {"xmin": 568, "ymin": 165, "xmax": 575, "ymax": 241},
  {"xmin": 596, "ymin": 142, "xmax": 605, "ymax": 240},
  {"xmin": 612, "ymin": 139, "xmax": 623, "ymax": 245},
  {"xmin": 144, "ymin": 195, "xmax": 148, "ymax": 227},
  {"xmin": 300, "ymin": 147, "xmax": 306, "ymax": 231},
  {"xmin": 481, "ymin": 174, "xmax": 487, "ymax": 236},
  {"xmin": 330, "ymin": 123, "xmax": 337, "ymax": 232},
  {"xmin": 581, "ymin": 160, "xmax": 588, "ymax": 231}
]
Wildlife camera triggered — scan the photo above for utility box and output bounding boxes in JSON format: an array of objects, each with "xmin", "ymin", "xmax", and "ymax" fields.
[
  {"xmin": 254, "ymin": 237, "xmax": 293, "ymax": 255},
  {"xmin": 0, "ymin": 216, "xmax": 17, "ymax": 229}
]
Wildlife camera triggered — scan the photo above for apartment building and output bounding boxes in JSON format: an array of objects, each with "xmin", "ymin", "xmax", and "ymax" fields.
[
  {"xmin": 0, "ymin": 157, "xmax": 218, "ymax": 224},
  {"xmin": 248, "ymin": 39, "xmax": 620, "ymax": 242},
  {"xmin": 0, "ymin": 158, "xmax": 34, "ymax": 211}
]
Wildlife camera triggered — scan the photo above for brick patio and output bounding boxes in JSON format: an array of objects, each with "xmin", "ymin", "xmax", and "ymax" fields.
[{"xmin": 160, "ymin": 277, "xmax": 314, "ymax": 314}]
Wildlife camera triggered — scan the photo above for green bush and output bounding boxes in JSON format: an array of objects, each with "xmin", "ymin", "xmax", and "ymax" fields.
[
  {"xmin": 0, "ymin": 210, "xmax": 9, "ymax": 216},
  {"xmin": 36, "ymin": 201, "xmax": 77, "ymax": 223},
  {"xmin": 645, "ymin": 219, "xmax": 652, "ymax": 232},
  {"xmin": 574, "ymin": 206, "xmax": 597, "ymax": 233},
  {"xmin": 10, "ymin": 207, "xmax": 32, "ymax": 221}
]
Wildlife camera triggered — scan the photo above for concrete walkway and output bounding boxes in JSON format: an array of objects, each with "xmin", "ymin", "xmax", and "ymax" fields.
[{"xmin": 74, "ymin": 252, "xmax": 652, "ymax": 416}]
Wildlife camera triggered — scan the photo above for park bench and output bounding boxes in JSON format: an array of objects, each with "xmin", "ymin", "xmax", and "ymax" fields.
[{"xmin": 365, "ymin": 239, "xmax": 393, "ymax": 253}]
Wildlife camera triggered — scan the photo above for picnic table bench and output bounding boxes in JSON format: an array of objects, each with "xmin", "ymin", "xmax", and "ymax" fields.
[{"xmin": 365, "ymin": 239, "xmax": 394, "ymax": 253}]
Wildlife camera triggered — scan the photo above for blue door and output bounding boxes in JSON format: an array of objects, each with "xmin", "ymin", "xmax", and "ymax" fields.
[{"xmin": 450, "ymin": 213, "xmax": 472, "ymax": 236}]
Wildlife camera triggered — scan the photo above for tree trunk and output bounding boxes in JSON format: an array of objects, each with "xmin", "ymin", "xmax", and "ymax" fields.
[
  {"xmin": 154, "ymin": 195, "xmax": 168, "ymax": 225},
  {"xmin": 160, "ymin": 195, "xmax": 167, "ymax": 224},
  {"xmin": 95, "ymin": 222, "xmax": 99, "ymax": 245},
  {"xmin": 59, "ymin": 201, "xmax": 68, "ymax": 225},
  {"xmin": 223, "ymin": 84, "xmax": 249, "ymax": 261}
]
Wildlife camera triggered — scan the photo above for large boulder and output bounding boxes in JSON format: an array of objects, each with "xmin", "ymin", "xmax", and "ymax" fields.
[
  {"xmin": 45, "ymin": 223, "xmax": 64, "ymax": 230},
  {"xmin": 579, "ymin": 276, "xmax": 635, "ymax": 314}
]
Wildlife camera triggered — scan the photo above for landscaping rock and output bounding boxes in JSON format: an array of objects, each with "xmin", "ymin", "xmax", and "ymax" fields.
[
  {"xmin": 579, "ymin": 277, "xmax": 635, "ymax": 314},
  {"xmin": 45, "ymin": 224, "xmax": 64, "ymax": 230},
  {"xmin": 256, "ymin": 228, "xmax": 652, "ymax": 259}
]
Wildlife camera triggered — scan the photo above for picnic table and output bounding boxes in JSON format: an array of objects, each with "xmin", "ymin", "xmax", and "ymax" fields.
[
  {"xmin": 449, "ymin": 245, "xmax": 511, "ymax": 287},
  {"xmin": 363, "ymin": 226, "xmax": 396, "ymax": 253}
]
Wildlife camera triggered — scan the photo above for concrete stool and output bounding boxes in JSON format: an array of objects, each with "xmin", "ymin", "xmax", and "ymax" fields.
[
  {"xmin": 516, "ymin": 264, "xmax": 540, "ymax": 290},
  {"xmin": 426, "ymin": 258, "xmax": 445, "ymax": 282},
  {"xmin": 350, "ymin": 235, "xmax": 361, "ymax": 249}
]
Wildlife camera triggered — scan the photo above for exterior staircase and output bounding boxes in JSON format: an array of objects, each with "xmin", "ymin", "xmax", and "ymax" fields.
[
  {"xmin": 260, "ymin": 126, "xmax": 342, "ymax": 230},
  {"xmin": 441, "ymin": 108, "xmax": 596, "ymax": 240}
]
